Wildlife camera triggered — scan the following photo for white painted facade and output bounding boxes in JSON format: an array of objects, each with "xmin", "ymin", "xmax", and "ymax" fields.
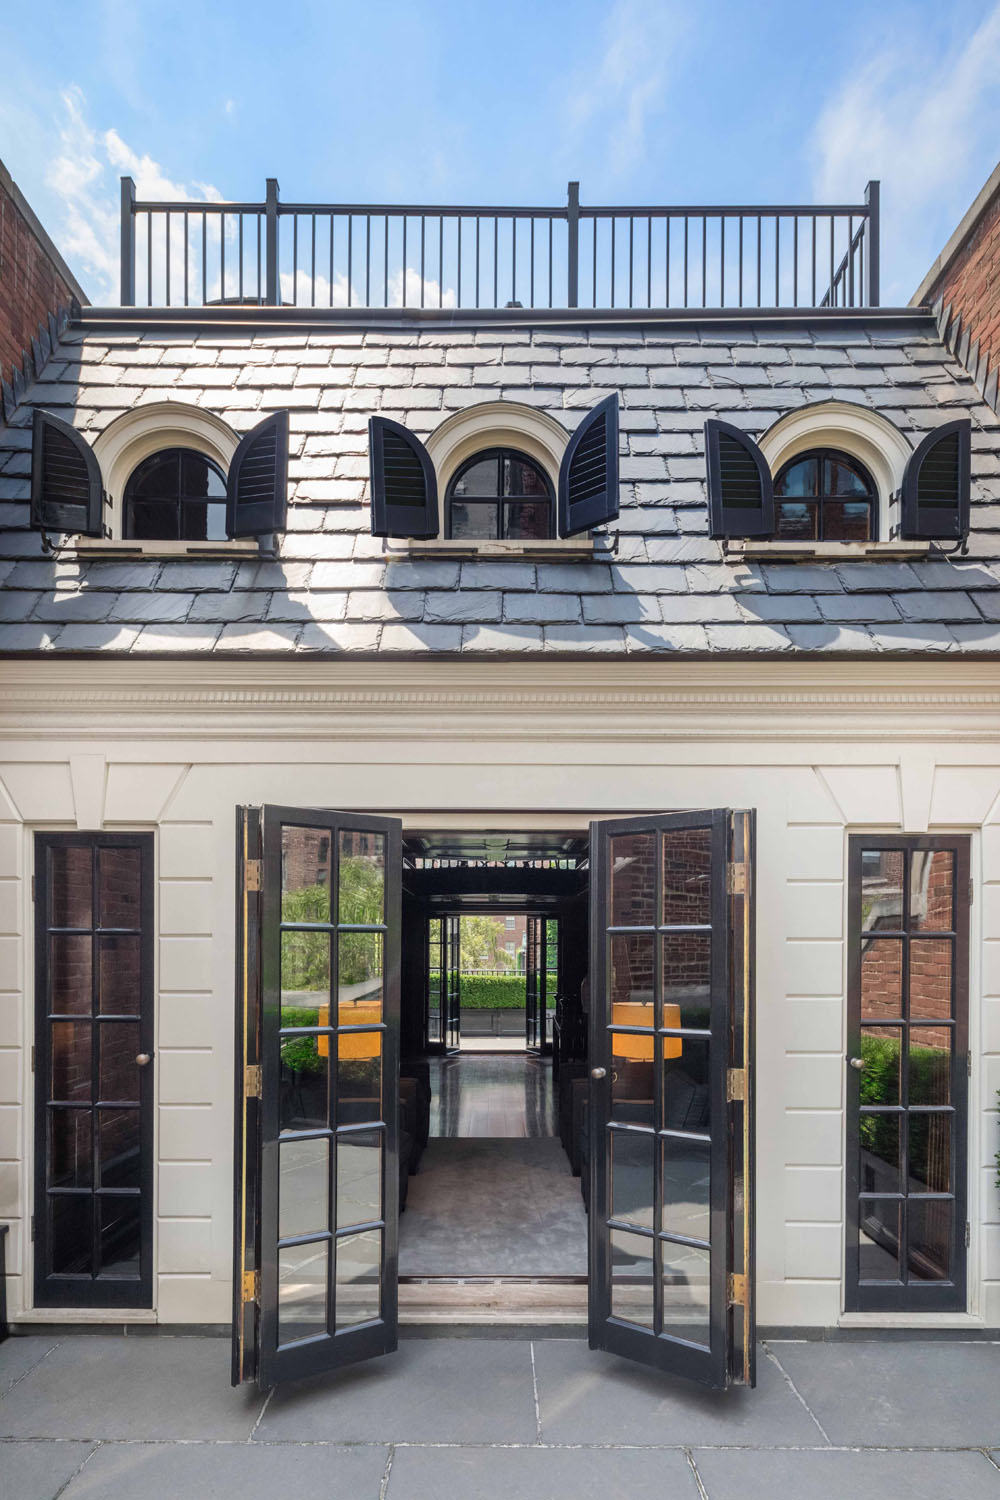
[{"xmin": 0, "ymin": 655, "xmax": 998, "ymax": 1333}]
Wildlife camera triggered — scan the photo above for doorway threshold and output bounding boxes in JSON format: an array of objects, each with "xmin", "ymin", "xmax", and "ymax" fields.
[{"xmin": 398, "ymin": 1275, "xmax": 588, "ymax": 1329}]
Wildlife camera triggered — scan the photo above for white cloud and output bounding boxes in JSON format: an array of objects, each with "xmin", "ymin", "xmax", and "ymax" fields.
[
  {"xmin": 387, "ymin": 266, "xmax": 456, "ymax": 310},
  {"xmin": 810, "ymin": 6, "xmax": 1000, "ymax": 301}
]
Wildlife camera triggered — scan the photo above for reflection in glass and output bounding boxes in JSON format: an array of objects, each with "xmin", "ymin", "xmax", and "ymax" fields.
[
  {"xmin": 858, "ymin": 1199, "xmax": 902, "ymax": 1282},
  {"xmin": 339, "ymin": 931, "xmax": 383, "ymax": 1027},
  {"xmin": 281, "ymin": 929, "xmax": 330, "ymax": 1025},
  {"xmin": 663, "ymin": 828, "xmax": 711, "ymax": 925},
  {"xmin": 98, "ymin": 1108, "xmax": 140, "ymax": 1189},
  {"xmin": 861, "ymin": 850, "xmax": 903, "ymax": 930},
  {"xmin": 337, "ymin": 1131, "xmax": 382, "ymax": 1229},
  {"xmin": 51, "ymin": 1195, "xmax": 92, "ymax": 1275},
  {"xmin": 662, "ymin": 1242, "xmax": 711, "ymax": 1347},
  {"xmin": 50, "ymin": 844, "xmax": 92, "ymax": 929},
  {"xmin": 97, "ymin": 847, "xmax": 141, "ymax": 928},
  {"xmin": 335, "ymin": 1229, "xmax": 381, "ymax": 1330},
  {"xmin": 662, "ymin": 1133, "xmax": 711, "ymax": 1243},
  {"xmin": 99, "ymin": 1194, "xmax": 140, "ymax": 1276},
  {"xmin": 49, "ymin": 1106, "xmax": 92, "ymax": 1188},
  {"xmin": 907, "ymin": 1199, "xmax": 953, "ymax": 1281},
  {"xmin": 97, "ymin": 936, "xmax": 141, "ymax": 1015},
  {"xmin": 281, "ymin": 825, "xmax": 332, "ymax": 915},
  {"xmin": 610, "ymin": 934, "xmax": 654, "ymax": 1033},
  {"xmin": 609, "ymin": 1129, "xmax": 654, "ymax": 1229},
  {"xmin": 909, "ymin": 1030, "xmax": 951, "ymax": 1106},
  {"xmin": 860, "ymin": 1026, "xmax": 903, "ymax": 1106},
  {"xmin": 663, "ymin": 1040, "xmax": 711, "ymax": 1133},
  {"xmin": 50, "ymin": 935, "xmax": 92, "ymax": 1015},
  {"xmin": 279, "ymin": 1039, "xmax": 328, "ymax": 1133},
  {"xmin": 860, "ymin": 939, "xmax": 903, "ymax": 1020},
  {"xmin": 450, "ymin": 502, "xmax": 497, "ymax": 540},
  {"xmin": 278, "ymin": 1241, "xmax": 328, "ymax": 1344},
  {"xmin": 51, "ymin": 1021, "xmax": 91, "ymax": 1101},
  {"xmin": 338, "ymin": 831, "xmax": 385, "ymax": 925},
  {"xmin": 279, "ymin": 1136, "xmax": 329, "ymax": 1240},
  {"xmin": 99, "ymin": 1021, "xmax": 140, "ymax": 1102},
  {"xmin": 858, "ymin": 1111, "xmax": 900, "ymax": 1194},
  {"xmin": 610, "ymin": 1041, "xmax": 654, "ymax": 1128},
  {"xmin": 336, "ymin": 1039, "xmax": 382, "ymax": 1126},
  {"xmin": 908, "ymin": 1113, "xmax": 950, "ymax": 1193},
  {"xmin": 610, "ymin": 1227, "xmax": 654, "ymax": 1329},
  {"xmin": 908, "ymin": 939, "xmax": 952, "ymax": 1022},
  {"xmin": 775, "ymin": 501, "xmax": 817, "ymax": 540},
  {"xmin": 910, "ymin": 849, "xmax": 954, "ymax": 932},
  {"xmin": 662, "ymin": 932, "xmax": 711, "ymax": 1029},
  {"xmin": 610, "ymin": 834, "xmax": 655, "ymax": 926}
]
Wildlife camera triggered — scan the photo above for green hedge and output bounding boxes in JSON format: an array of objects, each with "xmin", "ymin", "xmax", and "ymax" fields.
[
  {"xmin": 860, "ymin": 1031, "xmax": 950, "ymax": 1168},
  {"xmin": 459, "ymin": 974, "xmax": 526, "ymax": 1009}
]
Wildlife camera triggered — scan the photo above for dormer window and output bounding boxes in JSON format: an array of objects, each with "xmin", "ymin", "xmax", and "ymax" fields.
[
  {"xmin": 773, "ymin": 450, "xmax": 876, "ymax": 543},
  {"xmin": 446, "ymin": 448, "xmax": 554, "ymax": 541},
  {"xmin": 124, "ymin": 447, "xmax": 228, "ymax": 542}
]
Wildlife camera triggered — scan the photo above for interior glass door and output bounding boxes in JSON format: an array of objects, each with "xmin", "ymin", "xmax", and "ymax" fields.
[
  {"xmin": 233, "ymin": 804, "xmax": 401, "ymax": 1388},
  {"xmin": 588, "ymin": 810, "xmax": 755, "ymax": 1388},
  {"xmin": 444, "ymin": 914, "xmax": 461, "ymax": 1053},
  {"xmin": 525, "ymin": 915, "xmax": 544, "ymax": 1053}
]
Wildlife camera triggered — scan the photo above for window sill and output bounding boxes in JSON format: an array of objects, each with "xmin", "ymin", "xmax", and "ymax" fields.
[
  {"xmin": 725, "ymin": 539, "xmax": 932, "ymax": 562},
  {"xmin": 382, "ymin": 536, "xmax": 605, "ymax": 562},
  {"xmin": 70, "ymin": 537, "xmax": 261, "ymax": 558}
]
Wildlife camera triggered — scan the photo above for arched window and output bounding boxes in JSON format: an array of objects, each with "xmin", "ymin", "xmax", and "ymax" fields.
[
  {"xmin": 446, "ymin": 447, "xmax": 554, "ymax": 541},
  {"xmin": 124, "ymin": 447, "xmax": 227, "ymax": 541},
  {"xmin": 774, "ymin": 449, "xmax": 877, "ymax": 542}
]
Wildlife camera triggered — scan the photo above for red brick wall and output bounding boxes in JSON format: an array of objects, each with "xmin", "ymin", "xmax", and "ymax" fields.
[
  {"xmin": 922, "ymin": 176, "xmax": 1000, "ymax": 383},
  {"xmin": 0, "ymin": 174, "xmax": 79, "ymax": 386}
]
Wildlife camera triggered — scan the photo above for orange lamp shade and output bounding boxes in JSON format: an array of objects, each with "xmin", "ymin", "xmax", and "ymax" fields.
[
  {"xmin": 611, "ymin": 1002, "xmax": 682, "ymax": 1060},
  {"xmin": 316, "ymin": 1000, "xmax": 381, "ymax": 1059}
]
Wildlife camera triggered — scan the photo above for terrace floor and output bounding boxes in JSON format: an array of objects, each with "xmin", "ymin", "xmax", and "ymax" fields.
[{"xmin": 1, "ymin": 1333, "xmax": 999, "ymax": 1498}]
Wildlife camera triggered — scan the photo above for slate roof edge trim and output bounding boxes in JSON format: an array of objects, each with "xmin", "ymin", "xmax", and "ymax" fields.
[
  {"xmin": 2, "ymin": 648, "xmax": 998, "ymax": 665},
  {"xmin": 71, "ymin": 304, "xmax": 933, "ymax": 336}
]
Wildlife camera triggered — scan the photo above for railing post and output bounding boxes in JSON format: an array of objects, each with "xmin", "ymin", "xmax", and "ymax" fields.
[
  {"xmin": 566, "ymin": 180, "xmax": 580, "ymax": 308},
  {"xmin": 865, "ymin": 179, "xmax": 880, "ymax": 308},
  {"xmin": 265, "ymin": 177, "xmax": 280, "ymax": 306},
  {"xmin": 119, "ymin": 176, "xmax": 136, "ymax": 306}
]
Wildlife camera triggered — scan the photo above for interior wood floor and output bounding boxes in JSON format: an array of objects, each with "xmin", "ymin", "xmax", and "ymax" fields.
[{"xmin": 427, "ymin": 1054, "xmax": 557, "ymax": 1138}]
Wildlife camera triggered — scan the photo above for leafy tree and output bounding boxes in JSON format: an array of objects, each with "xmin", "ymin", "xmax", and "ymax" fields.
[{"xmin": 459, "ymin": 915, "xmax": 511, "ymax": 971}]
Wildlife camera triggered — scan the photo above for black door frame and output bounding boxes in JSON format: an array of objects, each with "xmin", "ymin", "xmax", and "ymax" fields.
[
  {"xmin": 33, "ymin": 831, "xmax": 155, "ymax": 1311},
  {"xmin": 845, "ymin": 833, "xmax": 970, "ymax": 1313}
]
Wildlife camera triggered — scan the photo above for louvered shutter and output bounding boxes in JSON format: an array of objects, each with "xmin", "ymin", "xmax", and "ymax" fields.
[
  {"xmin": 226, "ymin": 411, "xmax": 289, "ymax": 538},
  {"xmin": 369, "ymin": 417, "xmax": 438, "ymax": 537},
  {"xmin": 30, "ymin": 409, "xmax": 104, "ymax": 536},
  {"xmin": 557, "ymin": 395, "xmax": 619, "ymax": 538},
  {"xmin": 704, "ymin": 419, "xmax": 774, "ymax": 539},
  {"xmin": 900, "ymin": 420, "xmax": 971, "ymax": 540}
]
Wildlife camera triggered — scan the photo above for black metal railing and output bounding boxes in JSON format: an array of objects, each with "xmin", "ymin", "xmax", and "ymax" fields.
[{"xmin": 119, "ymin": 177, "xmax": 880, "ymax": 311}]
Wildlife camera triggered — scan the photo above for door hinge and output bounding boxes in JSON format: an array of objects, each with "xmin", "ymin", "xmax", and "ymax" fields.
[
  {"xmin": 967, "ymin": 1050, "xmax": 972, "ymax": 1078},
  {"xmin": 726, "ymin": 1067, "xmax": 747, "ymax": 1103},
  {"xmin": 244, "ymin": 1064, "xmax": 262, "ymax": 1099},
  {"xmin": 727, "ymin": 863, "xmax": 747, "ymax": 897},
  {"xmin": 30, "ymin": 1215, "xmax": 35, "ymax": 1242},
  {"xmin": 30, "ymin": 1045, "xmax": 35, "ymax": 1073},
  {"xmin": 30, "ymin": 875, "xmax": 35, "ymax": 902},
  {"xmin": 242, "ymin": 1268, "xmax": 260, "ymax": 1303},
  {"xmin": 969, "ymin": 877, "xmax": 974, "ymax": 906},
  {"xmin": 965, "ymin": 1221, "xmax": 971, "ymax": 1249},
  {"xmin": 245, "ymin": 859, "xmax": 261, "ymax": 893},
  {"xmin": 728, "ymin": 1272, "xmax": 749, "ymax": 1306}
]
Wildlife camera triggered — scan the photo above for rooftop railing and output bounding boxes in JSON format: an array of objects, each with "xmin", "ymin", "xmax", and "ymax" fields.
[{"xmin": 119, "ymin": 177, "xmax": 880, "ymax": 312}]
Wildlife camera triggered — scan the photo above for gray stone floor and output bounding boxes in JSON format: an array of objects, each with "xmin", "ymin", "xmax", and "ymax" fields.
[{"xmin": 1, "ymin": 1333, "xmax": 999, "ymax": 1499}]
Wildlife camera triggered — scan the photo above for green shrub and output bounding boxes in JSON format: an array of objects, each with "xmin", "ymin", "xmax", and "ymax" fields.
[
  {"xmin": 859, "ymin": 1032, "xmax": 951, "ymax": 1168},
  {"xmin": 281, "ymin": 862, "xmax": 384, "ymax": 991},
  {"xmin": 460, "ymin": 975, "xmax": 527, "ymax": 1009}
]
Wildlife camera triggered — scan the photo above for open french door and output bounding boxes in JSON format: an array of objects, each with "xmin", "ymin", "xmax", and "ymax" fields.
[
  {"xmin": 588, "ymin": 810, "xmax": 755, "ymax": 1388},
  {"xmin": 233, "ymin": 805, "xmax": 401, "ymax": 1388},
  {"xmin": 525, "ymin": 915, "xmax": 545, "ymax": 1053}
]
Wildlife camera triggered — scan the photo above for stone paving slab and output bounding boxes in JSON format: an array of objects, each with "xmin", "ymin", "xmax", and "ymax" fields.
[
  {"xmin": 0, "ymin": 1439, "xmax": 95, "ymax": 1500},
  {"xmin": 770, "ymin": 1339, "xmax": 1000, "ymax": 1447},
  {"xmin": 0, "ymin": 1336, "xmax": 264, "ymax": 1441},
  {"xmin": 58, "ymin": 1439, "xmax": 390, "ymax": 1499},
  {"xmin": 0, "ymin": 1336, "xmax": 61, "ymax": 1398},
  {"xmin": 255, "ymin": 1338, "xmax": 538, "ymax": 1445},
  {"xmin": 385, "ymin": 1443, "xmax": 702, "ymax": 1499},
  {"xmin": 532, "ymin": 1339, "xmax": 823, "ymax": 1446},
  {"xmin": 691, "ymin": 1446, "xmax": 1000, "ymax": 1499}
]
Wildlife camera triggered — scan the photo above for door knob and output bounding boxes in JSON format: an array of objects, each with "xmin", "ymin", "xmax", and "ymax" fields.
[
  {"xmin": 848, "ymin": 1056, "xmax": 864, "ymax": 1071},
  {"xmin": 136, "ymin": 1053, "xmax": 152, "ymax": 1067},
  {"xmin": 591, "ymin": 1067, "xmax": 607, "ymax": 1080}
]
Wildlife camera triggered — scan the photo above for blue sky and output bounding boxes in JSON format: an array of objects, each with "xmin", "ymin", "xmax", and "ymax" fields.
[{"xmin": 2, "ymin": 0, "xmax": 1000, "ymax": 306}]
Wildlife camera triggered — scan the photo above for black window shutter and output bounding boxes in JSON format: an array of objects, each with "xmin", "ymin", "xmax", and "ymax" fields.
[
  {"xmin": 369, "ymin": 416, "xmax": 438, "ymax": 538},
  {"xmin": 30, "ymin": 409, "xmax": 104, "ymax": 537},
  {"xmin": 557, "ymin": 394, "xmax": 619, "ymax": 538},
  {"xmin": 900, "ymin": 420, "xmax": 971, "ymax": 540},
  {"xmin": 226, "ymin": 411, "xmax": 289, "ymax": 538},
  {"xmin": 705, "ymin": 419, "xmax": 774, "ymax": 539}
]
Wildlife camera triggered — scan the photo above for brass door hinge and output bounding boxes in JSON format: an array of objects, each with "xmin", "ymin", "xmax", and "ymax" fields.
[
  {"xmin": 242, "ymin": 1268, "xmax": 260, "ymax": 1303},
  {"xmin": 726, "ymin": 1067, "xmax": 747, "ymax": 1102},
  {"xmin": 245, "ymin": 859, "xmax": 261, "ymax": 893},
  {"xmin": 727, "ymin": 863, "xmax": 747, "ymax": 897},
  {"xmin": 244, "ymin": 1065, "xmax": 262, "ymax": 1099},
  {"xmin": 728, "ymin": 1272, "xmax": 748, "ymax": 1306}
]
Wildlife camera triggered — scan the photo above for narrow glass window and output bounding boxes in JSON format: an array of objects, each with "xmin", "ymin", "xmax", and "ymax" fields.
[
  {"xmin": 124, "ymin": 447, "xmax": 227, "ymax": 541},
  {"xmin": 773, "ymin": 449, "xmax": 876, "ymax": 542},
  {"xmin": 446, "ymin": 448, "xmax": 554, "ymax": 540}
]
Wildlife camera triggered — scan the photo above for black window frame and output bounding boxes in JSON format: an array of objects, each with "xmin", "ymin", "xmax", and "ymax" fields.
[
  {"xmin": 445, "ymin": 446, "xmax": 555, "ymax": 541},
  {"xmin": 123, "ymin": 445, "xmax": 229, "ymax": 543},
  {"xmin": 773, "ymin": 447, "xmax": 878, "ymax": 543}
]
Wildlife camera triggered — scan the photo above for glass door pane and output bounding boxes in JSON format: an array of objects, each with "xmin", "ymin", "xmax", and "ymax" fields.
[
  {"xmin": 588, "ymin": 810, "xmax": 755, "ymax": 1388},
  {"xmin": 525, "ymin": 916, "xmax": 542, "ymax": 1053},
  {"xmin": 444, "ymin": 915, "xmax": 461, "ymax": 1053}
]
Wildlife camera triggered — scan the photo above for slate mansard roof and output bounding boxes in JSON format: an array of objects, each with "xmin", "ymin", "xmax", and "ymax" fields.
[{"xmin": 1, "ymin": 311, "xmax": 1000, "ymax": 656}]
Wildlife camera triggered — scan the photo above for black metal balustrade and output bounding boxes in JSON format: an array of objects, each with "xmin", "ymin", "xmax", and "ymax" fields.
[{"xmin": 119, "ymin": 176, "xmax": 880, "ymax": 311}]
